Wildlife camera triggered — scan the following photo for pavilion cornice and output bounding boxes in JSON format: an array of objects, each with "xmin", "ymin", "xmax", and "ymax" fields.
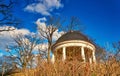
[{"xmin": 52, "ymin": 40, "xmax": 95, "ymax": 51}]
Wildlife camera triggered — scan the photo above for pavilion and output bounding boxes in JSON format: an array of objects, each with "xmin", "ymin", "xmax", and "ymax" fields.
[{"xmin": 51, "ymin": 31, "xmax": 96, "ymax": 64}]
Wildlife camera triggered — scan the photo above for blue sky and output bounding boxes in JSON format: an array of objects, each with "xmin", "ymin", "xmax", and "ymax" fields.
[
  {"xmin": 62, "ymin": 0, "xmax": 120, "ymax": 46},
  {"xmin": 14, "ymin": 0, "xmax": 120, "ymax": 45},
  {"xmin": 0, "ymin": 0, "xmax": 120, "ymax": 56}
]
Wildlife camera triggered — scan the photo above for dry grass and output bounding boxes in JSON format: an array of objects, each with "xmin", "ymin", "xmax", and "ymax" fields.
[{"xmin": 9, "ymin": 59, "xmax": 120, "ymax": 76}]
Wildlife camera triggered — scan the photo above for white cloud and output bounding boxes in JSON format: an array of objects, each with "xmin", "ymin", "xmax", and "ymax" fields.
[
  {"xmin": 36, "ymin": 17, "xmax": 47, "ymax": 39},
  {"xmin": 53, "ymin": 29, "xmax": 64, "ymax": 41},
  {"xmin": 35, "ymin": 43, "xmax": 48, "ymax": 51},
  {"xmin": 36, "ymin": 17, "xmax": 47, "ymax": 31},
  {"xmin": 0, "ymin": 26, "xmax": 31, "ymax": 50},
  {"xmin": 24, "ymin": 0, "xmax": 63, "ymax": 16},
  {"xmin": 0, "ymin": 26, "xmax": 30, "ymax": 36}
]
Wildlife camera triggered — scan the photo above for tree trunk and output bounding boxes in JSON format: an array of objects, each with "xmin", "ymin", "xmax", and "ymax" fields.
[
  {"xmin": 47, "ymin": 45, "xmax": 51, "ymax": 63},
  {"xmin": 2, "ymin": 67, "xmax": 5, "ymax": 76}
]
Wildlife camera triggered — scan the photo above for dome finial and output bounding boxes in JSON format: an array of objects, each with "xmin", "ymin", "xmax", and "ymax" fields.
[{"xmin": 70, "ymin": 30, "xmax": 73, "ymax": 32}]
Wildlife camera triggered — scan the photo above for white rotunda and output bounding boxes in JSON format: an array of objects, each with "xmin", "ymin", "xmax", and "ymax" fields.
[{"xmin": 51, "ymin": 31, "xmax": 96, "ymax": 64}]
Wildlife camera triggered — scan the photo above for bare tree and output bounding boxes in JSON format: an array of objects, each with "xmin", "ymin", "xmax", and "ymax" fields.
[
  {"xmin": 37, "ymin": 17, "xmax": 64, "ymax": 63},
  {"xmin": 0, "ymin": 0, "xmax": 20, "ymax": 32},
  {"xmin": 0, "ymin": 26, "xmax": 15, "ymax": 32},
  {"xmin": 95, "ymin": 45, "xmax": 107, "ymax": 62},
  {"xmin": 0, "ymin": 0, "xmax": 14, "ymax": 23},
  {"xmin": 112, "ymin": 41, "xmax": 120, "ymax": 61},
  {"xmin": 63, "ymin": 16, "xmax": 84, "ymax": 32},
  {"xmin": 0, "ymin": 55, "xmax": 16, "ymax": 76},
  {"xmin": 6, "ymin": 33, "xmax": 41, "ymax": 68}
]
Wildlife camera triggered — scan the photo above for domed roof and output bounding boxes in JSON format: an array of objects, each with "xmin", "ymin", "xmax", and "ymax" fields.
[{"xmin": 56, "ymin": 31, "xmax": 91, "ymax": 44}]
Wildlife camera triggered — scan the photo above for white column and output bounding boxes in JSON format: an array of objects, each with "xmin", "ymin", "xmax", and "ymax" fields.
[
  {"xmin": 92, "ymin": 50, "xmax": 96, "ymax": 63},
  {"xmin": 62, "ymin": 47, "xmax": 66, "ymax": 61},
  {"xmin": 51, "ymin": 54, "xmax": 55, "ymax": 63},
  {"xmin": 81, "ymin": 46, "xmax": 86, "ymax": 62},
  {"xmin": 89, "ymin": 58, "xmax": 92, "ymax": 64}
]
